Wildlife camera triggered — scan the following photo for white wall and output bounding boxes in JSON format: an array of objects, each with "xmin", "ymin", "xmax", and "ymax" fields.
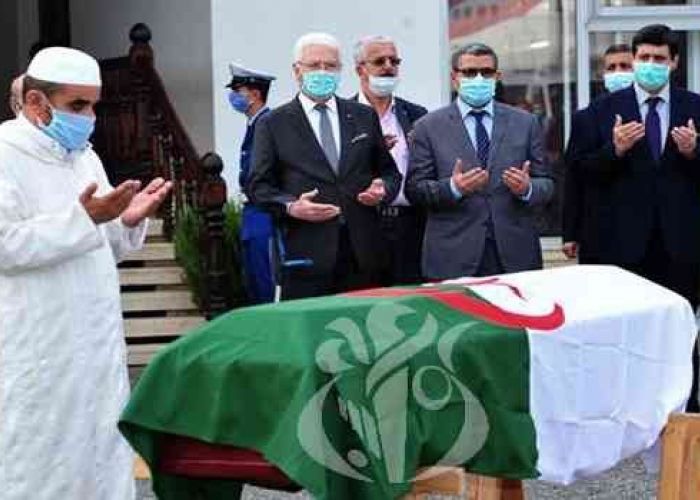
[
  {"xmin": 211, "ymin": 0, "xmax": 450, "ymax": 195},
  {"xmin": 70, "ymin": 0, "xmax": 214, "ymax": 154}
]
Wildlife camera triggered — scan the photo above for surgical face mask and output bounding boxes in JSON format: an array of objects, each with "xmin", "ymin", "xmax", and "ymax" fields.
[
  {"xmin": 39, "ymin": 104, "xmax": 95, "ymax": 151},
  {"xmin": 458, "ymin": 75, "xmax": 496, "ymax": 108},
  {"xmin": 634, "ymin": 61, "xmax": 670, "ymax": 92},
  {"xmin": 603, "ymin": 71, "xmax": 635, "ymax": 93},
  {"xmin": 301, "ymin": 71, "xmax": 339, "ymax": 100},
  {"xmin": 368, "ymin": 75, "xmax": 399, "ymax": 97},
  {"xmin": 228, "ymin": 90, "xmax": 250, "ymax": 114}
]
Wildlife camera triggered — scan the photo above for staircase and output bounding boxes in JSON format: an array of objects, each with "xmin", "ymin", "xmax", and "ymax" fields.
[
  {"xmin": 542, "ymin": 237, "xmax": 574, "ymax": 269},
  {"xmin": 120, "ymin": 218, "xmax": 205, "ymax": 373}
]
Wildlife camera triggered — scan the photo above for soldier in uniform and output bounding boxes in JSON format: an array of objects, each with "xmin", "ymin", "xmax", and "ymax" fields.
[{"xmin": 226, "ymin": 63, "xmax": 276, "ymax": 303}]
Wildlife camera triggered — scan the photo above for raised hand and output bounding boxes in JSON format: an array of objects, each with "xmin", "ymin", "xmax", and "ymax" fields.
[
  {"xmin": 357, "ymin": 178, "xmax": 386, "ymax": 206},
  {"xmin": 671, "ymin": 118, "xmax": 697, "ymax": 158},
  {"xmin": 121, "ymin": 177, "xmax": 173, "ymax": 227},
  {"xmin": 80, "ymin": 180, "xmax": 141, "ymax": 224},
  {"xmin": 288, "ymin": 188, "xmax": 341, "ymax": 222},
  {"xmin": 613, "ymin": 114, "xmax": 645, "ymax": 157},
  {"xmin": 502, "ymin": 160, "xmax": 531, "ymax": 196},
  {"xmin": 451, "ymin": 158, "xmax": 488, "ymax": 196},
  {"xmin": 562, "ymin": 241, "xmax": 578, "ymax": 259}
]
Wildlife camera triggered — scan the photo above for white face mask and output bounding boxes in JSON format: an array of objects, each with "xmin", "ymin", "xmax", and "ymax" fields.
[{"xmin": 368, "ymin": 75, "xmax": 399, "ymax": 97}]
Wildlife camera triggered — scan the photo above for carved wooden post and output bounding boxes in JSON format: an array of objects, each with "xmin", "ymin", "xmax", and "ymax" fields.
[
  {"xmin": 198, "ymin": 153, "xmax": 229, "ymax": 319},
  {"xmin": 129, "ymin": 23, "xmax": 156, "ymax": 184}
]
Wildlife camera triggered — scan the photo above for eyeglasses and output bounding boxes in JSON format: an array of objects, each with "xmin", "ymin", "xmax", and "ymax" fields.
[
  {"xmin": 365, "ymin": 56, "xmax": 402, "ymax": 67},
  {"xmin": 454, "ymin": 67, "xmax": 497, "ymax": 78},
  {"xmin": 296, "ymin": 61, "xmax": 341, "ymax": 72}
]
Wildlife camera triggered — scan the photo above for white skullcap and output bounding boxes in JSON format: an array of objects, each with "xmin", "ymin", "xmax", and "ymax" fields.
[{"xmin": 27, "ymin": 47, "xmax": 102, "ymax": 86}]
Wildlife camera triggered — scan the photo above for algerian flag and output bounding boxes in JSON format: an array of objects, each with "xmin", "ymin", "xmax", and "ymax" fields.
[{"xmin": 120, "ymin": 265, "xmax": 695, "ymax": 500}]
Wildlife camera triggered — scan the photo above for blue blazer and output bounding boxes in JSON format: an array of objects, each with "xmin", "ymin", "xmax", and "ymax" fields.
[
  {"xmin": 566, "ymin": 85, "xmax": 700, "ymax": 265},
  {"xmin": 240, "ymin": 107, "xmax": 271, "ymax": 192}
]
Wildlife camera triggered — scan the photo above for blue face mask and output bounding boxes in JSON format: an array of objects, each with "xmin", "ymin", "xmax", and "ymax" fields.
[
  {"xmin": 40, "ymin": 106, "xmax": 95, "ymax": 151},
  {"xmin": 301, "ymin": 71, "xmax": 339, "ymax": 100},
  {"xmin": 458, "ymin": 75, "xmax": 496, "ymax": 108},
  {"xmin": 228, "ymin": 90, "xmax": 250, "ymax": 114},
  {"xmin": 603, "ymin": 71, "xmax": 635, "ymax": 93},
  {"xmin": 368, "ymin": 76, "xmax": 399, "ymax": 97},
  {"xmin": 634, "ymin": 61, "xmax": 670, "ymax": 92}
]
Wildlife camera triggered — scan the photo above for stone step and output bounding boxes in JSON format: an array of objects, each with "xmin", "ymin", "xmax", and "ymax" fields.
[
  {"xmin": 124, "ymin": 316, "xmax": 205, "ymax": 339},
  {"xmin": 121, "ymin": 290, "xmax": 196, "ymax": 313},
  {"xmin": 119, "ymin": 267, "xmax": 186, "ymax": 286},
  {"xmin": 147, "ymin": 218, "xmax": 164, "ymax": 238},
  {"xmin": 543, "ymin": 249, "xmax": 571, "ymax": 264},
  {"xmin": 125, "ymin": 242, "xmax": 175, "ymax": 262},
  {"xmin": 128, "ymin": 344, "xmax": 167, "ymax": 366}
]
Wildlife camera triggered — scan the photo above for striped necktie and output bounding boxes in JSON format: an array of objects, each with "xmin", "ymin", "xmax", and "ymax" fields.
[{"xmin": 470, "ymin": 110, "xmax": 490, "ymax": 168}]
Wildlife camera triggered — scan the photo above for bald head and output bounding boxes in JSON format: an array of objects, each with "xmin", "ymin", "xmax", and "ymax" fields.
[{"xmin": 9, "ymin": 75, "xmax": 24, "ymax": 117}]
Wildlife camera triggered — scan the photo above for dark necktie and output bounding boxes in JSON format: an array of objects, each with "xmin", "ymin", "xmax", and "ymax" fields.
[
  {"xmin": 314, "ymin": 103, "xmax": 339, "ymax": 174},
  {"xmin": 645, "ymin": 97, "xmax": 662, "ymax": 162},
  {"xmin": 470, "ymin": 110, "xmax": 491, "ymax": 168}
]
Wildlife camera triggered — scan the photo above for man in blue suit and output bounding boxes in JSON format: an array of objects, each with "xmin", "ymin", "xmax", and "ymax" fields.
[
  {"xmin": 405, "ymin": 43, "xmax": 553, "ymax": 280},
  {"xmin": 227, "ymin": 63, "xmax": 276, "ymax": 303},
  {"xmin": 567, "ymin": 25, "xmax": 700, "ymax": 411}
]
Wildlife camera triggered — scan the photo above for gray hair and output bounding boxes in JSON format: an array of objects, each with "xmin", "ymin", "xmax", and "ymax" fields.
[
  {"xmin": 451, "ymin": 42, "xmax": 499, "ymax": 70},
  {"xmin": 293, "ymin": 32, "xmax": 341, "ymax": 62},
  {"xmin": 353, "ymin": 35, "xmax": 397, "ymax": 64},
  {"xmin": 9, "ymin": 74, "xmax": 25, "ymax": 116}
]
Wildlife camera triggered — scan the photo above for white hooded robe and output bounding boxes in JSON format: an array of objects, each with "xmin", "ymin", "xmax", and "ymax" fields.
[{"xmin": 0, "ymin": 115, "xmax": 144, "ymax": 499}]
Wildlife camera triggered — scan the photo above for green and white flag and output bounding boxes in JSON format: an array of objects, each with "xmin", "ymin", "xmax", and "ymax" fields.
[{"xmin": 120, "ymin": 265, "xmax": 696, "ymax": 500}]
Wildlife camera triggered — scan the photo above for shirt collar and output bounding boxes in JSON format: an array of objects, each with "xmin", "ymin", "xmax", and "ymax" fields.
[
  {"xmin": 298, "ymin": 91, "xmax": 338, "ymax": 116},
  {"xmin": 248, "ymin": 106, "xmax": 269, "ymax": 126},
  {"xmin": 358, "ymin": 91, "xmax": 395, "ymax": 113},
  {"xmin": 456, "ymin": 97, "xmax": 494, "ymax": 120},
  {"xmin": 634, "ymin": 81, "xmax": 670, "ymax": 107}
]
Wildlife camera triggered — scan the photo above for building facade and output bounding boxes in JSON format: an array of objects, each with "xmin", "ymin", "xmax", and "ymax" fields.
[{"xmin": 4, "ymin": 0, "xmax": 700, "ymax": 236}]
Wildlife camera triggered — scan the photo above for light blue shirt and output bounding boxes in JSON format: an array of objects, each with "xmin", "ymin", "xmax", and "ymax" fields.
[
  {"xmin": 457, "ymin": 97, "xmax": 494, "ymax": 147},
  {"xmin": 634, "ymin": 82, "xmax": 670, "ymax": 152},
  {"xmin": 450, "ymin": 98, "xmax": 532, "ymax": 201}
]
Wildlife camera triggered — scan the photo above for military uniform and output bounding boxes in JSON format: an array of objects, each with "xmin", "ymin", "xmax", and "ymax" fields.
[{"xmin": 227, "ymin": 64, "xmax": 276, "ymax": 303}]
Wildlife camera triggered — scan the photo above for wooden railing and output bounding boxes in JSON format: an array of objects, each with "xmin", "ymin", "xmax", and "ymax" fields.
[{"xmin": 93, "ymin": 23, "xmax": 230, "ymax": 319}]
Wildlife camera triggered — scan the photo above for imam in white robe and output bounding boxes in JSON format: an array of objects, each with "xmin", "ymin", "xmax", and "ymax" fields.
[{"xmin": 0, "ymin": 115, "xmax": 146, "ymax": 499}]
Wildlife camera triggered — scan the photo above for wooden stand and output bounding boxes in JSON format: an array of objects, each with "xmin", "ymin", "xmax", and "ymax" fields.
[
  {"xmin": 136, "ymin": 455, "xmax": 526, "ymax": 500},
  {"xmin": 403, "ymin": 466, "xmax": 468, "ymax": 499},
  {"xmin": 403, "ymin": 467, "xmax": 524, "ymax": 500},
  {"xmin": 465, "ymin": 474, "xmax": 525, "ymax": 500},
  {"xmin": 658, "ymin": 413, "xmax": 700, "ymax": 499}
]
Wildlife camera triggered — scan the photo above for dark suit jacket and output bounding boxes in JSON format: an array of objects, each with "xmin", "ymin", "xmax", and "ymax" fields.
[
  {"xmin": 351, "ymin": 94, "xmax": 428, "ymax": 136},
  {"xmin": 562, "ymin": 106, "xmax": 594, "ymax": 260},
  {"xmin": 405, "ymin": 101, "xmax": 553, "ymax": 279},
  {"xmin": 248, "ymin": 95, "xmax": 401, "ymax": 275},
  {"xmin": 567, "ymin": 85, "xmax": 700, "ymax": 265},
  {"xmin": 239, "ymin": 107, "xmax": 270, "ymax": 191}
]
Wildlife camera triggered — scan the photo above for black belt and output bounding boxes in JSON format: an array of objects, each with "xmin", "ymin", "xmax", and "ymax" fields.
[{"xmin": 379, "ymin": 205, "xmax": 415, "ymax": 218}]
